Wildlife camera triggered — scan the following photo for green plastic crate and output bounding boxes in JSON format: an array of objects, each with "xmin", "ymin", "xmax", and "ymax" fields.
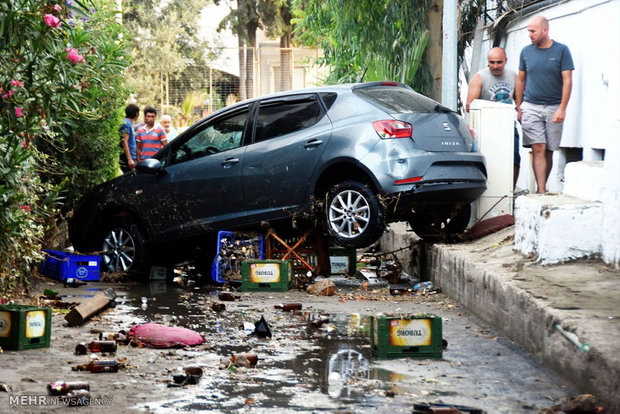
[
  {"xmin": 328, "ymin": 246, "xmax": 357, "ymax": 276},
  {"xmin": 241, "ymin": 260, "xmax": 292, "ymax": 292},
  {"xmin": 371, "ymin": 313, "xmax": 443, "ymax": 359},
  {"xmin": 0, "ymin": 304, "xmax": 51, "ymax": 350}
]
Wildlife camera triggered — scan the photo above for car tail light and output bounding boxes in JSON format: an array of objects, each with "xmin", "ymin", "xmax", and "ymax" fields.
[
  {"xmin": 372, "ymin": 120, "xmax": 412, "ymax": 139},
  {"xmin": 395, "ymin": 176, "xmax": 423, "ymax": 185}
]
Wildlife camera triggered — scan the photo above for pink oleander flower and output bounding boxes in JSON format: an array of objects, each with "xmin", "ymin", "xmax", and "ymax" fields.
[
  {"xmin": 54, "ymin": 4, "xmax": 62, "ymax": 12},
  {"xmin": 19, "ymin": 205, "xmax": 31, "ymax": 212},
  {"xmin": 44, "ymin": 14, "xmax": 61, "ymax": 28},
  {"xmin": 10, "ymin": 79, "xmax": 24, "ymax": 88},
  {"xmin": 15, "ymin": 107, "xmax": 23, "ymax": 117},
  {"xmin": 22, "ymin": 141, "xmax": 28, "ymax": 148},
  {"xmin": 65, "ymin": 48, "xmax": 85, "ymax": 64}
]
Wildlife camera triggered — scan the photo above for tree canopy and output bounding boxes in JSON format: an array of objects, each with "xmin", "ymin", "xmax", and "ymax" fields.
[{"xmin": 292, "ymin": 0, "xmax": 431, "ymax": 92}]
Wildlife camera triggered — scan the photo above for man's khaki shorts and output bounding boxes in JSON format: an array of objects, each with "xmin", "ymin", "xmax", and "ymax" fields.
[{"xmin": 521, "ymin": 101, "xmax": 564, "ymax": 151}]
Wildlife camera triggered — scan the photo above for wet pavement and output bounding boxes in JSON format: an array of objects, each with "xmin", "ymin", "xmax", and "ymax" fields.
[{"xmin": 0, "ymin": 279, "xmax": 577, "ymax": 413}]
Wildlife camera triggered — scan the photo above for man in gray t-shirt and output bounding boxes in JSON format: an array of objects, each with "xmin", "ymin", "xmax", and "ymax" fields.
[
  {"xmin": 466, "ymin": 47, "xmax": 520, "ymax": 188},
  {"xmin": 516, "ymin": 15, "xmax": 574, "ymax": 194}
]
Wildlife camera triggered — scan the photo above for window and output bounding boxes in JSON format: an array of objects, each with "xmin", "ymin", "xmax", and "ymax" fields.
[
  {"xmin": 254, "ymin": 97, "xmax": 323, "ymax": 143},
  {"xmin": 170, "ymin": 110, "xmax": 248, "ymax": 164},
  {"xmin": 353, "ymin": 86, "xmax": 437, "ymax": 113}
]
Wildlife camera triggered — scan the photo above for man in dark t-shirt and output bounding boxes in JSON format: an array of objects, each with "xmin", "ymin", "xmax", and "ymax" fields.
[{"xmin": 515, "ymin": 15, "xmax": 574, "ymax": 194}]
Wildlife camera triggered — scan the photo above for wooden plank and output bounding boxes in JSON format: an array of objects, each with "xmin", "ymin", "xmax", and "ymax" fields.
[{"xmin": 64, "ymin": 288, "xmax": 116, "ymax": 326}]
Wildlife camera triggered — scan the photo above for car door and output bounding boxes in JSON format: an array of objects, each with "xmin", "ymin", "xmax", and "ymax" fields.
[
  {"xmin": 145, "ymin": 106, "xmax": 251, "ymax": 240},
  {"xmin": 241, "ymin": 94, "xmax": 332, "ymax": 222}
]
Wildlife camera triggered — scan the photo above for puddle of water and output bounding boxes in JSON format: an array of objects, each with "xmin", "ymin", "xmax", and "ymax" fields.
[{"xmin": 115, "ymin": 282, "xmax": 421, "ymax": 412}]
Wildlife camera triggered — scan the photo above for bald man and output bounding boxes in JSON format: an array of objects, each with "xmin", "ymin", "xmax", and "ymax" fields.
[
  {"xmin": 516, "ymin": 15, "xmax": 574, "ymax": 193},
  {"xmin": 467, "ymin": 47, "xmax": 520, "ymax": 188}
]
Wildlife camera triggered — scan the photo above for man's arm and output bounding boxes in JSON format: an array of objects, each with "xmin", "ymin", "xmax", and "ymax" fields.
[
  {"xmin": 553, "ymin": 69, "xmax": 572, "ymax": 123},
  {"xmin": 465, "ymin": 73, "xmax": 483, "ymax": 113},
  {"xmin": 135, "ymin": 133, "xmax": 142, "ymax": 162},
  {"xmin": 121, "ymin": 133, "xmax": 135, "ymax": 170},
  {"xmin": 515, "ymin": 70, "xmax": 526, "ymax": 122}
]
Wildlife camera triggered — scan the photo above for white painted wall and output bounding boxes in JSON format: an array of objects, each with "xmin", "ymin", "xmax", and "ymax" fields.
[{"xmin": 463, "ymin": 0, "xmax": 620, "ymax": 193}]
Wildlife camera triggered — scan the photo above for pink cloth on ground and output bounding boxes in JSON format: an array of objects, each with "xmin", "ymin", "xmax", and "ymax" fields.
[{"xmin": 128, "ymin": 323, "xmax": 204, "ymax": 348}]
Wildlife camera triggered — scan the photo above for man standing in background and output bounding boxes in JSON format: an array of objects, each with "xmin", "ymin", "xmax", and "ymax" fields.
[
  {"xmin": 160, "ymin": 114, "xmax": 178, "ymax": 142},
  {"xmin": 466, "ymin": 47, "xmax": 520, "ymax": 188},
  {"xmin": 136, "ymin": 106, "xmax": 168, "ymax": 163},
  {"xmin": 119, "ymin": 104, "xmax": 139, "ymax": 173},
  {"xmin": 516, "ymin": 15, "xmax": 574, "ymax": 194}
]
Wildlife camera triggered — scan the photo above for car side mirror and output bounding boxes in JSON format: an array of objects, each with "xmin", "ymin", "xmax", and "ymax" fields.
[{"xmin": 136, "ymin": 158, "xmax": 165, "ymax": 175}]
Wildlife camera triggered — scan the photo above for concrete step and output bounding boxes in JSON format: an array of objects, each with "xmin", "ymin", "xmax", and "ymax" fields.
[{"xmin": 514, "ymin": 193, "xmax": 602, "ymax": 264}]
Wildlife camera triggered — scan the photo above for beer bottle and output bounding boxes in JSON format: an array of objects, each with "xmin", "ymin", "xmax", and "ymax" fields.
[
  {"xmin": 87, "ymin": 341, "xmax": 117, "ymax": 353},
  {"xmin": 218, "ymin": 292, "xmax": 239, "ymax": 301},
  {"xmin": 47, "ymin": 381, "xmax": 90, "ymax": 396},
  {"xmin": 211, "ymin": 302, "xmax": 226, "ymax": 312},
  {"xmin": 64, "ymin": 278, "xmax": 87, "ymax": 288},
  {"xmin": 75, "ymin": 343, "xmax": 88, "ymax": 355},
  {"xmin": 274, "ymin": 303, "xmax": 302, "ymax": 311},
  {"xmin": 231, "ymin": 353, "xmax": 258, "ymax": 367},
  {"xmin": 72, "ymin": 360, "xmax": 119, "ymax": 373}
]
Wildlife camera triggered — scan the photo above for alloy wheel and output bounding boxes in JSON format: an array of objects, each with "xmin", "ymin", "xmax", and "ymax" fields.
[
  {"xmin": 102, "ymin": 227, "xmax": 136, "ymax": 272},
  {"xmin": 328, "ymin": 189, "xmax": 370, "ymax": 239}
]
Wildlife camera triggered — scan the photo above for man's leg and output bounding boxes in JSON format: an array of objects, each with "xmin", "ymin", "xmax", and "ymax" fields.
[
  {"xmin": 520, "ymin": 102, "xmax": 548, "ymax": 193},
  {"xmin": 545, "ymin": 149, "xmax": 553, "ymax": 180},
  {"xmin": 531, "ymin": 143, "xmax": 548, "ymax": 193}
]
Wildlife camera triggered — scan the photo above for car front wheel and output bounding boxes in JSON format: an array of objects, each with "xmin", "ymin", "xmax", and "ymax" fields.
[
  {"xmin": 325, "ymin": 180, "xmax": 384, "ymax": 248},
  {"xmin": 100, "ymin": 219, "xmax": 145, "ymax": 274}
]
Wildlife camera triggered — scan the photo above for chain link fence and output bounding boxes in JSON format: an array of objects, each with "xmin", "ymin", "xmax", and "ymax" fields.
[{"xmin": 154, "ymin": 46, "xmax": 326, "ymax": 129}]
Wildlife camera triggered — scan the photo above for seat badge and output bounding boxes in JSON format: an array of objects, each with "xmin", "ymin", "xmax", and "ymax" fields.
[{"xmin": 442, "ymin": 122, "xmax": 451, "ymax": 131}]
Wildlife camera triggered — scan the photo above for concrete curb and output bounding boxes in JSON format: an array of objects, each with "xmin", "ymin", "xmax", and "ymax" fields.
[{"xmin": 427, "ymin": 227, "xmax": 620, "ymax": 412}]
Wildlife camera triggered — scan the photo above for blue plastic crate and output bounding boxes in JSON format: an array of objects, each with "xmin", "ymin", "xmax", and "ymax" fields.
[
  {"xmin": 41, "ymin": 250, "xmax": 101, "ymax": 281},
  {"xmin": 212, "ymin": 231, "xmax": 263, "ymax": 283}
]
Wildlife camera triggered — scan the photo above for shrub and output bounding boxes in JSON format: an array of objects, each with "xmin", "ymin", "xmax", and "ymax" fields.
[{"xmin": 0, "ymin": 0, "xmax": 130, "ymax": 295}]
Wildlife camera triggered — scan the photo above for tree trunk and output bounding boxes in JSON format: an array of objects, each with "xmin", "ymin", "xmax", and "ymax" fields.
[
  {"xmin": 279, "ymin": 32, "xmax": 292, "ymax": 92},
  {"xmin": 238, "ymin": 36, "xmax": 247, "ymax": 101},
  {"xmin": 246, "ymin": 29, "xmax": 256, "ymax": 99}
]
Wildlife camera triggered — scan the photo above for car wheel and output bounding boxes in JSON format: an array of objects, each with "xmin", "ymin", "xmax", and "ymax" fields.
[
  {"xmin": 325, "ymin": 180, "xmax": 384, "ymax": 248},
  {"xmin": 408, "ymin": 203, "xmax": 471, "ymax": 242},
  {"xmin": 100, "ymin": 219, "xmax": 146, "ymax": 273}
]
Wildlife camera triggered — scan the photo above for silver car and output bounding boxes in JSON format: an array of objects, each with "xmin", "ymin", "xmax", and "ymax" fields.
[{"xmin": 70, "ymin": 82, "xmax": 486, "ymax": 273}]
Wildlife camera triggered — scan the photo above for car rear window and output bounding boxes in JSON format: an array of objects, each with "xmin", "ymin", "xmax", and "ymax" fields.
[{"xmin": 353, "ymin": 86, "xmax": 437, "ymax": 113}]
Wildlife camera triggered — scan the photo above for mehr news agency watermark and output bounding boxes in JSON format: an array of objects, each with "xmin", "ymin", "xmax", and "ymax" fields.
[{"xmin": 8, "ymin": 394, "xmax": 113, "ymax": 407}]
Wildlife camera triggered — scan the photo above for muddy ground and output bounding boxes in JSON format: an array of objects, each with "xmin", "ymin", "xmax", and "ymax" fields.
[{"xmin": 0, "ymin": 275, "xmax": 576, "ymax": 413}]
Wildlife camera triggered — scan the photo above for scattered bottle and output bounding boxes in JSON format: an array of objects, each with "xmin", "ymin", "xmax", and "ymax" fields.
[
  {"xmin": 72, "ymin": 360, "xmax": 119, "ymax": 373},
  {"xmin": 74, "ymin": 343, "xmax": 88, "ymax": 355},
  {"xmin": 184, "ymin": 366, "xmax": 203, "ymax": 377},
  {"xmin": 389, "ymin": 285, "xmax": 412, "ymax": 296},
  {"xmin": 231, "ymin": 353, "xmax": 258, "ymax": 367},
  {"xmin": 47, "ymin": 381, "xmax": 90, "ymax": 396},
  {"xmin": 85, "ymin": 340, "xmax": 117, "ymax": 353},
  {"xmin": 64, "ymin": 278, "xmax": 87, "ymax": 288},
  {"xmin": 98, "ymin": 332, "xmax": 129, "ymax": 345},
  {"xmin": 274, "ymin": 303, "xmax": 302, "ymax": 311},
  {"xmin": 218, "ymin": 292, "xmax": 240, "ymax": 302},
  {"xmin": 211, "ymin": 302, "xmax": 226, "ymax": 312},
  {"xmin": 413, "ymin": 281, "xmax": 434, "ymax": 292}
]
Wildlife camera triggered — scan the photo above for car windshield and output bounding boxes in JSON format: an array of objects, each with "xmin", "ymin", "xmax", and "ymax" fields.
[{"xmin": 353, "ymin": 86, "xmax": 437, "ymax": 114}]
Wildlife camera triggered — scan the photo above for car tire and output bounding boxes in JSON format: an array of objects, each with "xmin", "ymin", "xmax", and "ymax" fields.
[
  {"xmin": 100, "ymin": 219, "xmax": 146, "ymax": 274},
  {"xmin": 408, "ymin": 203, "xmax": 471, "ymax": 242},
  {"xmin": 324, "ymin": 180, "xmax": 384, "ymax": 248}
]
